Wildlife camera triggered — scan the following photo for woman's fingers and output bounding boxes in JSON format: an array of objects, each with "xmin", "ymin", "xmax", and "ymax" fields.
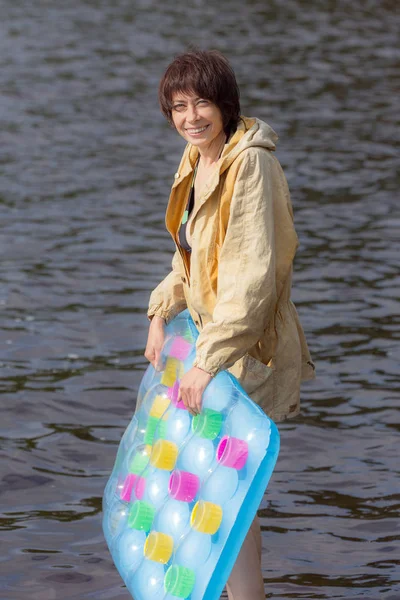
[
  {"xmin": 177, "ymin": 367, "xmax": 212, "ymax": 416},
  {"xmin": 144, "ymin": 317, "xmax": 165, "ymax": 369},
  {"xmin": 179, "ymin": 387, "xmax": 200, "ymax": 416},
  {"xmin": 144, "ymin": 346, "xmax": 155, "ymax": 366},
  {"xmin": 183, "ymin": 395, "xmax": 197, "ymax": 416},
  {"xmin": 178, "ymin": 388, "xmax": 196, "ymax": 416}
]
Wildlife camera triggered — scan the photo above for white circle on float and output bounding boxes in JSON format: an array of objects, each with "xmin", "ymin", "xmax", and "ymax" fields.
[
  {"xmin": 178, "ymin": 437, "xmax": 215, "ymax": 477},
  {"xmin": 175, "ymin": 530, "xmax": 212, "ymax": 569},
  {"xmin": 201, "ymin": 466, "xmax": 239, "ymax": 505},
  {"xmin": 132, "ymin": 558, "xmax": 165, "ymax": 598},
  {"xmin": 166, "ymin": 409, "xmax": 191, "ymax": 444},
  {"xmin": 117, "ymin": 529, "xmax": 146, "ymax": 573},
  {"xmin": 156, "ymin": 499, "xmax": 190, "ymax": 543},
  {"xmin": 145, "ymin": 468, "xmax": 170, "ymax": 508}
]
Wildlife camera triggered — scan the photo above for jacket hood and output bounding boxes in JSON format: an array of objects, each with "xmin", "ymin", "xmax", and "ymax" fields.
[
  {"xmin": 220, "ymin": 116, "xmax": 278, "ymax": 171},
  {"xmin": 187, "ymin": 116, "xmax": 279, "ymax": 174}
]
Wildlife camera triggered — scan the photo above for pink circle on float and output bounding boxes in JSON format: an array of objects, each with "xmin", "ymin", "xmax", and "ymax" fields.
[
  {"xmin": 169, "ymin": 337, "xmax": 192, "ymax": 360},
  {"xmin": 169, "ymin": 470, "xmax": 199, "ymax": 502},
  {"xmin": 134, "ymin": 476, "xmax": 146, "ymax": 500},
  {"xmin": 216, "ymin": 436, "xmax": 248, "ymax": 470},
  {"xmin": 120, "ymin": 473, "xmax": 137, "ymax": 502},
  {"xmin": 167, "ymin": 381, "xmax": 187, "ymax": 410}
]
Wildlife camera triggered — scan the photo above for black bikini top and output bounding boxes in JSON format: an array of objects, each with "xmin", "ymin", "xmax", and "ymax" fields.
[{"xmin": 178, "ymin": 158, "xmax": 199, "ymax": 253}]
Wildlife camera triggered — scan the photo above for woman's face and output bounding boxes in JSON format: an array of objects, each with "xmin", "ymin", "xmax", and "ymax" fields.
[{"xmin": 171, "ymin": 91, "xmax": 224, "ymax": 149}]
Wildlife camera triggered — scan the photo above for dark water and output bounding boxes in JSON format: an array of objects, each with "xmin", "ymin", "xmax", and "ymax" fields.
[{"xmin": 1, "ymin": 2, "xmax": 399, "ymax": 599}]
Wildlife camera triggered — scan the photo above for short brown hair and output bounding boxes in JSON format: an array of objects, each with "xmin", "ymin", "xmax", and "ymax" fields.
[{"xmin": 159, "ymin": 49, "xmax": 241, "ymax": 137}]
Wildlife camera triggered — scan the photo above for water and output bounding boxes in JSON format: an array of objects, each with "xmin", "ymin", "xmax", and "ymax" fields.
[{"xmin": 1, "ymin": 1, "xmax": 399, "ymax": 599}]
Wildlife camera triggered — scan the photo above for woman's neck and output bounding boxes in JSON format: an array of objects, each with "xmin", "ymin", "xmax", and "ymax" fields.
[{"xmin": 198, "ymin": 130, "xmax": 226, "ymax": 168}]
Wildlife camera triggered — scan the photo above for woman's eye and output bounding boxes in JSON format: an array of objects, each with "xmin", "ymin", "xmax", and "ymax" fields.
[
  {"xmin": 197, "ymin": 100, "xmax": 208, "ymax": 105},
  {"xmin": 173, "ymin": 104, "xmax": 185, "ymax": 111}
]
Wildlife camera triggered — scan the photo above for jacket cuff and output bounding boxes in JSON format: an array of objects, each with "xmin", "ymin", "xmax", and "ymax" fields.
[
  {"xmin": 147, "ymin": 301, "xmax": 187, "ymax": 326},
  {"xmin": 192, "ymin": 355, "xmax": 221, "ymax": 377}
]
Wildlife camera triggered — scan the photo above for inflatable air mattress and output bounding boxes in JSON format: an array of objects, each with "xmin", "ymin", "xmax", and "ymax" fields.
[{"xmin": 103, "ymin": 309, "xmax": 280, "ymax": 600}]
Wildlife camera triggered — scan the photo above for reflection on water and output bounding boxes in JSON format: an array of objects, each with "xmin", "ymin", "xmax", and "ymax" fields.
[{"xmin": 0, "ymin": 1, "xmax": 399, "ymax": 598}]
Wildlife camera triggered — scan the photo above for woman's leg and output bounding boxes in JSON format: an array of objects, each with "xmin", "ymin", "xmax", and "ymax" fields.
[{"xmin": 225, "ymin": 514, "xmax": 265, "ymax": 600}]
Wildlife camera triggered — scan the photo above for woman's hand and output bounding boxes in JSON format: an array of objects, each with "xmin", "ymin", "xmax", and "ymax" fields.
[
  {"xmin": 144, "ymin": 316, "xmax": 165, "ymax": 371},
  {"xmin": 178, "ymin": 367, "xmax": 212, "ymax": 416}
]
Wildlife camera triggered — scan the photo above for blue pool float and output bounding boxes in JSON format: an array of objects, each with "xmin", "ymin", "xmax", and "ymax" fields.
[{"xmin": 103, "ymin": 309, "xmax": 280, "ymax": 600}]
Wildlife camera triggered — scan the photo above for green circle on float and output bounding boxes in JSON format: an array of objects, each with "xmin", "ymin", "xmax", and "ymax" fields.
[
  {"xmin": 192, "ymin": 408, "xmax": 223, "ymax": 440},
  {"xmin": 164, "ymin": 565, "xmax": 195, "ymax": 598}
]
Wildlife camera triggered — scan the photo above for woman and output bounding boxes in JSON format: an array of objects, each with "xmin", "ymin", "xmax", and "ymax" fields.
[{"xmin": 145, "ymin": 49, "xmax": 315, "ymax": 600}]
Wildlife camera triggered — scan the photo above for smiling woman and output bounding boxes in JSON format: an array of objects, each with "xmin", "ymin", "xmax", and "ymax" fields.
[{"xmin": 144, "ymin": 48, "xmax": 315, "ymax": 600}]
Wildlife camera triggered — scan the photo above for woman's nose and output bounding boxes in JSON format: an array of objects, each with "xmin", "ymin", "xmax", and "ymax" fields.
[{"xmin": 186, "ymin": 104, "xmax": 199, "ymax": 123}]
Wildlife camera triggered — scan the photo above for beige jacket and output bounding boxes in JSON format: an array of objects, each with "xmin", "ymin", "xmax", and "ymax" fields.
[{"xmin": 148, "ymin": 117, "xmax": 315, "ymax": 422}]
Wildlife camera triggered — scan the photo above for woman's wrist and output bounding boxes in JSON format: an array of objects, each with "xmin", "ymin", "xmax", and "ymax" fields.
[
  {"xmin": 194, "ymin": 365, "xmax": 214, "ymax": 378},
  {"xmin": 149, "ymin": 315, "xmax": 165, "ymax": 326}
]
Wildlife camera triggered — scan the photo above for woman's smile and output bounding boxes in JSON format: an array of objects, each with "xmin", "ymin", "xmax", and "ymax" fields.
[{"xmin": 185, "ymin": 124, "xmax": 210, "ymax": 136}]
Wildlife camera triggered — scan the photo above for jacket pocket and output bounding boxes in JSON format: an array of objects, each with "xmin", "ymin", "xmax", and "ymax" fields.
[{"xmin": 228, "ymin": 353, "xmax": 274, "ymax": 415}]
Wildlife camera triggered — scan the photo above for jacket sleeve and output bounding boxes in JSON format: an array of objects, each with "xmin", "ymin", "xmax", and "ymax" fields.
[
  {"xmin": 147, "ymin": 249, "xmax": 187, "ymax": 324},
  {"xmin": 193, "ymin": 148, "xmax": 283, "ymax": 376}
]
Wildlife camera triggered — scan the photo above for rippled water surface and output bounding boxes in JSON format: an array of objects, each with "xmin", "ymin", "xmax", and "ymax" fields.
[{"xmin": 1, "ymin": 1, "xmax": 399, "ymax": 599}]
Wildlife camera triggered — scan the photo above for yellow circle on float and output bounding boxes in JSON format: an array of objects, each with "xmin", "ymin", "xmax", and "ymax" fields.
[
  {"xmin": 190, "ymin": 500, "xmax": 223, "ymax": 535},
  {"xmin": 150, "ymin": 439, "xmax": 178, "ymax": 471},
  {"xmin": 161, "ymin": 358, "xmax": 184, "ymax": 387},
  {"xmin": 150, "ymin": 395, "xmax": 171, "ymax": 419},
  {"xmin": 144, "ymin": 531, "xmax": 174, "ymax": 564}
]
